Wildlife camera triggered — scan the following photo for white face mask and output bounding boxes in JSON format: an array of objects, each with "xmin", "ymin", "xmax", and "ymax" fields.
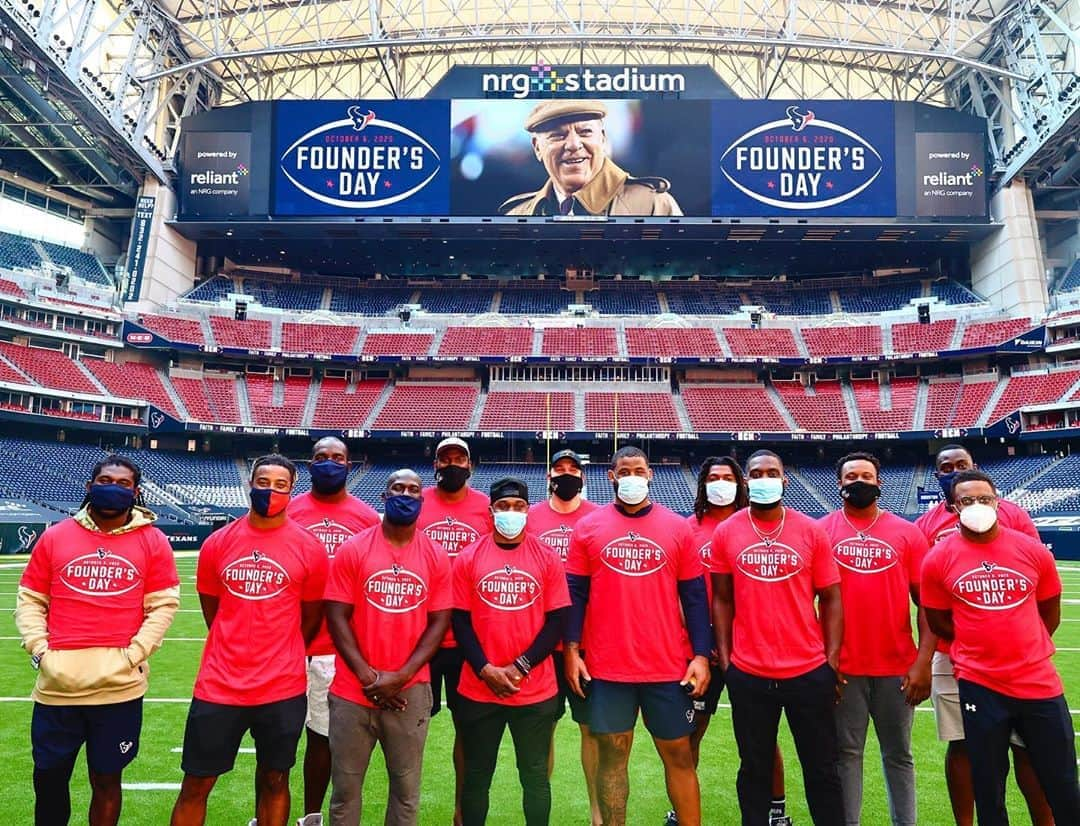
[
  {"xmin": 615, "ymin": 475, "xmax": 649, "ymax": 506},
  {"xmin": 959, "ymin": 503, "xmax": 998, "ymax": 534},
  {"xmin": 706, "ymin": 479, "xmax": 738, "ymax": 507}
]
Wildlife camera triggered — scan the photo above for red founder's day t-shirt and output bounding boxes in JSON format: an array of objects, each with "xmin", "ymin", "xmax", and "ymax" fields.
[
  {"xmin": 566, "ymin": 503, "xmax": 703, "ymax": 683},
  {"xmin": 20, "ymin": 517, "xmax": 179, "ymax": 649},
  {"xmin": 818, "ymin": 509, "xmax": 928, "ymax": 676},
  {"xmin": 921, "ymin": 527, "xmax": 1062, "ymax": 699},
  {"xmin": 916, "ymin": 498, "xmax": 1038, "ymax": 653},
  {"xmin": 288, "ymin": 492, "xmax": 380, "ymax": 656},
  {"xmin": 687, "ymin": 510, "xmax": 726, "ymax": 604},
  {"xmin": 710, "ymin": 508, "xmax": 841, "ymax": 680},
  {"xmin": 325, "ymin": 525, "xmax": 452, "ymax": 707},
  {"xmin": 454, "ymin": 534, "xmax": 570, "ymax": 705},
  {"xmin": 419, "ymin": 486, "xmax": 493, "ymax": 647},
  {"xmin": 194, "ymin": 517, "xmax": 328, "ymax": 705}
]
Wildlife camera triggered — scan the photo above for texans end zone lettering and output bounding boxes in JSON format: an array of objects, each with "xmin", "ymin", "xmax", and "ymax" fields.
[
  {"xmin": 274, "ymin": 100, "xmax": 450, "ymax": 216},
  {"xmin": 712, "ymin": 101, "xmax": 896, "ymax": 217}
]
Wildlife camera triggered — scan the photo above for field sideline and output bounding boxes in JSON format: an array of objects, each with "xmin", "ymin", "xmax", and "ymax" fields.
[{"xmin": 2, "ymin": 555, "xmax": 1079, "ymax": 824}]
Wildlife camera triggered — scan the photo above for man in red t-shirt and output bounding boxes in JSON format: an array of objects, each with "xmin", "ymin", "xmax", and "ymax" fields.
[
  {"xmin": 922, "ymin": 469, "xmax": 1079, "ymax": 826},
  {"xmin": 454, "ymin": 476, "xmax": 570, "ymax": 825},
  {"xmin": 711, "ymin": 449, "xmax": 844, "ymax": 825},
  {"xmin": 171, "ymin": 455, "xmax": 328, "ymax": 826},
  {"xmin": 565, "ymin": 446, "xmax": 711, "ymax": 826},
  {"xmin": 324, "ymin": 468, "xmax": 451, "ymax": 826},
  {"xmin": 418, "ymin": 437, "xmax": 494, "ymax": 825},
  {"xmin": 527, "ymin": 449, "xmax": 600, "ymax": 826},
  {"xmin": 17, "ymin": 454, "xmax": 180, "ymax": 826},
  {"xmin": 915, "ymin": 444, "xmax": 1051, "ymax": 826},
  {"xmin": 288, "ymin": 436, "xmax": 379, "ymax": 826},
  {"xmin": 818, "ymin": 452, "xmax": 932, "ymax": 826}
]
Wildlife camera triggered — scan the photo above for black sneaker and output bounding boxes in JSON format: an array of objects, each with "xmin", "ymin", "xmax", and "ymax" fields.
[
  {"xmin": 769, "ymin": 816, "xmax": 793, "ymax": 826},
  {"xmin": 663, "ymin": 811, "xmax": 678, "ymax": 826}
]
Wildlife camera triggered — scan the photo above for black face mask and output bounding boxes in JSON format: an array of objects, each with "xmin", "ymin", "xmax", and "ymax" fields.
[
  {"xmin": 551, "ymin": 473, "xmax": 584, "ymax": 501},
  {"xmin": 841, "ymin": 481, "xmax": 881, "ymax": 509},
  {"xmin": 436, "ymin": 464, "xmax": 470, "ymax": 493}
]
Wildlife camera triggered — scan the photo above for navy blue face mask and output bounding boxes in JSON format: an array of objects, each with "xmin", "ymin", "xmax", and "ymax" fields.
[
  {"xmin": 310, "ymin": 460, "xmax": 348, "ymax": 494},
  {"xmin": 88, "ymin": 483, "xmax": 135, "ymax": 514},
  {"xmin": 937, "ymin": 471, "xmax": 958, "ymax": 502},
  {"xmin": 384, "ymin": 495, "xmax": 422, "ymax": 526}
]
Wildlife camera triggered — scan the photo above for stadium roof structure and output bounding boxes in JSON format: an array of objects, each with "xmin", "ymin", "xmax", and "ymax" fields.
[{"xmin": 0, "ymin": 0, "xmax": 1076, "ymax": 208}]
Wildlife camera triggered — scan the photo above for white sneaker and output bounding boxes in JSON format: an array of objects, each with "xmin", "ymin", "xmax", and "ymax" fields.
[
  {"xmin": 297, "ymin": 815, "xmax": 324, "ymax": 826},
  {"xmin": 248, "ymin": 820, "xmax": 257, "ymax": 826}
]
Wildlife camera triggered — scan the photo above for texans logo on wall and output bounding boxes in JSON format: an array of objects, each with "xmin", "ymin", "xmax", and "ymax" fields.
[
  {"xmin": 274, "ymin": 100, "xmax": 451, "ymax": 216},
  {"xmin": 712, "ymin": 100, "xmax": 895, "ymax": 216}
]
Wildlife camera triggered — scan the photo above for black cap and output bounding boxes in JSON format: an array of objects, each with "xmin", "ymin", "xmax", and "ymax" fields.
[
  {"xmin": 550, "ymin": 449, "xmax": 584, "ymax": 470},
  {"xmin": 490, "ymin": 476, "xmax": 529, "ymax": 503}
]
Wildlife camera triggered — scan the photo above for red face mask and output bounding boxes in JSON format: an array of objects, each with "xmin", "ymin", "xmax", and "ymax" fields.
[{"xmin": 250, "ymin": 487, "xmax": 290, "ymax": 517}]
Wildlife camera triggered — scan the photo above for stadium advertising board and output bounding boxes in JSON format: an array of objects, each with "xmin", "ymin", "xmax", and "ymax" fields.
[
  {"xmin": 179, "ymin": 132, "xmax": 252, "ymax": 217},
  {"xmin": 914, "ymin": 132, "xmax": 987, "ymax": 217},
  {"xmin": 122, "ymin": 196, "xmax": 156, "ymax": 303},
  {"xmin": 244, "ymin": 99, "xmax": 986, "ymax": 220}
]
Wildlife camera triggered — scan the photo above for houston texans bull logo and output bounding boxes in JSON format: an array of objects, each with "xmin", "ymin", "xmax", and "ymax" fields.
[
  {"xmin": 150, "ymin": 412, "xmax": 165, "ymax": 429},
  {"xmin": 786, "ymin": 105, "xmax": 815, "ymax": 131},
  {"xmin": 348, "ymin": 106, "xmax": 376, "ymax": 131}
]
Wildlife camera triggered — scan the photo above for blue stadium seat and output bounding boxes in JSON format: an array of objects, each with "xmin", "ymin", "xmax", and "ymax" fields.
[
  {"xmin": 500, "ymin": 287, "xmax": 571, "ymax": 315},
  {"xmin": 330, "ymin": 287, "xmax": 414, "ymax": 315},
  {"xmin": 587, "ymin": 284, "xmax": 661, "ymax": 315},
  {"xmin": 0, "ymin": 230, "xmax": 43, "ymax": 271},
  {"xmin": 38, "ymin": 240, "xmax": 111, "ymax": 285},
  {"xmin": 241, "ymin": 279, "xmax": 323, "ymax": 311},
  {"xmin": 929, "ymin": 280, "xmax": 982, "ymax": 305},
  {"xmin": 837, "ymin": 283, "xmax": 922, "ymax": 314},
  {"xmin": 744, "ymin": 287, "xmax": 832, "ymax": 316},
  {"xmin": 418, "ymin": 288, "xmax": 496, "ymax": 314},
  {"xmin": 1056, "ymin": 261, "xmax": 1080, "ymax": 294},
  {"xmin": 184, "ymin": 276, "xmax": 235, "ymax": 303}
]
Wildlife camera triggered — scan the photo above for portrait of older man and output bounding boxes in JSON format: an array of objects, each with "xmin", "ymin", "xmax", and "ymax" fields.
[{"xmin": 499, "ymin": 100, "xmax": 683, "ymax": 217}]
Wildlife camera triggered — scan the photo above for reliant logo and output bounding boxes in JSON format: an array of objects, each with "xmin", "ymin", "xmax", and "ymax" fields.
[
  {"xmin": 953, "ymin": 563, "xmax": 1032, "ymax": 610},
  {"xmin": 279, "ymin": 105, "xmax": 441, "ymax": 208},
  {"xmin": 222, "ymin": 550, "xmax": 290, "ymax": 600},
  {"xmin": 735, "ymin": 541, "xmax": 805, "ymax": 582},
  {"xmin": 481, "ymin": 63, "xmax": 686, "ymax": 99},
  {"xmin": 719, "ymin": 105, "xmax": 884, "ymax": 209},
  {"xmin": 833, "ymin": 536, "xmax": 898, "ymax": 574},
  {"xmin": 60, "ymin": 548, "xmax": 141, "ymax": 596},
  {"xmin": 600, "ymin": 532, "xmax": 668, "ymax": 576},
  {"xmin": 364, "ymin": 566, "xmax": 427, "ymax": 613},
  {"xmin": 305, "ymin": 519, "xmax": 356, "ymax": 557},
  {"xmin": 477, "ymin": 564, "xmax": 542, "ymax": 610}
]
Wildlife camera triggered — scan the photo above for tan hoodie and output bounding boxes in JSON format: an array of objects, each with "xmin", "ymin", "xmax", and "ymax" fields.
[{"xmin": 15, "ymin": 506, "xmax": 181, "ymax": 705}]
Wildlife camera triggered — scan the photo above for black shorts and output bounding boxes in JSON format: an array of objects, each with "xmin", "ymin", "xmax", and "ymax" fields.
[
  {"xmin": 692, "ymin": 664, "xmax": 725, "ymax": 717},
  {"xmin": 430, "ymin": 647, "xmax": 464, "ymax": 716},
  {"xmin": 554, "ymin": 650, "xmax": 589, "ymax": 725},
  {"xmin": 180, "ymin": 694, "xmax": 306, "ymax": 777},
  {"xmin": 589, "ymin": 679, "xmax": 695, "ymax": 741},
  {"xmin": 32, "ymin": 698, "xmax": 143, "ymax": 774}
]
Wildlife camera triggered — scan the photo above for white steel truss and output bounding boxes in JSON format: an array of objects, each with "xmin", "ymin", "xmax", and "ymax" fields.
[{"xmin": 0, "ymin": 0, "xmax": 1074, "ymax": 185}]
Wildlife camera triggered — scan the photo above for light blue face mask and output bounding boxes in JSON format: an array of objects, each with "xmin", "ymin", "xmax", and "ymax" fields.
[
  {"xmin": 616, "ymin": 475, "xmax": 650, "ymax": 505},
  {"xmin": 493, "ymin": 510, "xmax": 528, "ymax": 539},
  {"xmin": 747, "ymin": 477, "xmax": 784, "ymax": 506}
]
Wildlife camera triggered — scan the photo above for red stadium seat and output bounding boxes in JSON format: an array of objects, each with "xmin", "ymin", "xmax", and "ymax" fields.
[
  {"xmin": 959, "ymin": 318, "xmax": 1036, "ymax": 349},
  {"xmin": 478, "ymin": 391, "xmax": 575, "ymax": 430},
  {"xmin": 312, "ymin": 378, "xmax": 387, "ymax": 428},
  {"xmin": 851, "ymin": 378, "xmax": 917, "ymax": 431},
  {"xmin": 681, "ymin": 384, "xmax": 788, "ymax": 431},
  {"xmin": 625, "ymin": 328, "xmax": 723, "ymax": 358},
  {"xmin": 361, "ymin": 332, "xmax": 434, "ymax": 357},
  {"xmin": 0, "ymin": 342, "xmax": 99, "ymax": 395},
  {"xmin": 209, "ymin": 316, "xmax": 272, "ymax": 350},
  {"xmin": 773, "ymin": 380, "xmax": 851, "ymax": 432},
  {"xmin": 373, "ymin": 383, "xmax": 479, "ymax": 430},
  {"xmin": 245, "ymin": 374, "xmax": 309, "ymax": 426},
  {"xmin": 986, "ymin": 369, "xmax": 1080, "ymax": 424},
  {"xmin": 438, "ymin": 327, "xmax": 533, "ymax": 357},
  {"xmin": 801, "ymin": 325, "xmax": 882, "ymax": 358},
  {"xmin": 584, "ymin": 392, "xmax": 681, "ymax": 431},
  {"xmin": 83, "ymin": 359, "xmax": 179, "ymax": 417},
  {"xmin": 137, "ymin": 314, "xmax": 206, "ymax": 346},
  {"xmin": 282, "ymin": 323, "xmax": 358, "ymax": 355},
  {"xmin": 892, "ymin": 320, "xmax": 956, "ymax": 353},
  {"xmin": 721, "ymin": 328, "xmax": 801, "ymax": 358},
  {"xmin": 541, "ymin": 328, "xmax": 619, "ymax": 357}
]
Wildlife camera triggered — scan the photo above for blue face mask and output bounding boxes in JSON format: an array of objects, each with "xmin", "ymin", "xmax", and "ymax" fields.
[
  {"xmin": 493, "ymin": 510, "xmax": 527, "ymax": 539},
  {"xmin": 88, "ymin": 483, "xmax": 135, "ymax": 514},
  {"xmin": 310, "ymin": 459, "xmax": 348, "ymax": 494},
  {"xmin": 747, "ymin": 477, "xmax": 784, "ymax": 506},
  {"xmin": 937, "ymin": 471, "xmax": 958, "ymax": 502},
  {"xmin": 384, "ymin": 494, "xmax": 422, "ymax": 526}
]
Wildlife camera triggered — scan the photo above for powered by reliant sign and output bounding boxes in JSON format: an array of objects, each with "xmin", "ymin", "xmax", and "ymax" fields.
[{"xmin": 179, "ymin": 132, "xmax": 252, "ymax": 217}]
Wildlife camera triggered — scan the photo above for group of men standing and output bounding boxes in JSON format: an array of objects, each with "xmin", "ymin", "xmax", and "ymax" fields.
[{"xmin": 13, "ymin": 438, "xmax": 1080, "ymax": 826}]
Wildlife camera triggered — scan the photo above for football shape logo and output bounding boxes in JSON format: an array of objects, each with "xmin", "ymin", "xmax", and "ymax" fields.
[
  {"xmin": 477, "ymin": 566, "xmax": 542, "ymax": 610},
  {"xmin": 60, "ymin": 550, "xmax": 141, "ymax": 596},
  {"xmin": 222, "ymin": 552, "xmax": 290, "ymax": 600},
  {"xmin": 833, "ymin": 536, "xmax": 898, "ymax": 574},
  {"xmin": 953, "ymin": 564, "xmax": 1032, "ymax": 610},
  {"xmin": 601, "ymin": 534, "xmax": 668, "ymax": 577},
  {"xmin": 365, "ymin": 567, "xmax": 428, "ymax": 613},
  {"xmin": 735, "ymin": 542, "xmax": 805, "ymax": 582}
]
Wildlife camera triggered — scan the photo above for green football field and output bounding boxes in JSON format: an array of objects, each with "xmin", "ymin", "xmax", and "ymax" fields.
[{"xmin": 2, "ymin": 553, "xmax": 1079, "ymax": 825}]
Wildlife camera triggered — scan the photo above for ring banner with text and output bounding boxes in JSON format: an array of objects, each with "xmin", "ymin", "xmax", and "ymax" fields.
[{"xmin": 179, "ymin": 99, "xmax": 989, "ymax": 220}]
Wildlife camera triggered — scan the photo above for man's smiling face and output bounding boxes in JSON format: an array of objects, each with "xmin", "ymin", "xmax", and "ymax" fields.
[{"xmin": 532, "ymin": 118, "xmax": 607, "ymax": 194}]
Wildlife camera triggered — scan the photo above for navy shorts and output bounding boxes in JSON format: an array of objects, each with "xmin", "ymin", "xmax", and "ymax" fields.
[
  {"xmin": 554, "ymin": 650, "xmax": 590, "ymax": 725},
  {"xmin": 180, "ymin": 694, "xmax": 306, "ymax": 777},
  {"xmin": 693, "ymin": 665, "xmax": 725, "ymax": 717},
  {"xmin": 32, "ymin": 698, "xmax": 143, "ymax": 775},
  {"xmin": 431, "ymin": 646, "xmax": 464, "ymax": 716},
  {"xmin": 589, "ymin": 679, "xmax": 695, "ymax": 741}
]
